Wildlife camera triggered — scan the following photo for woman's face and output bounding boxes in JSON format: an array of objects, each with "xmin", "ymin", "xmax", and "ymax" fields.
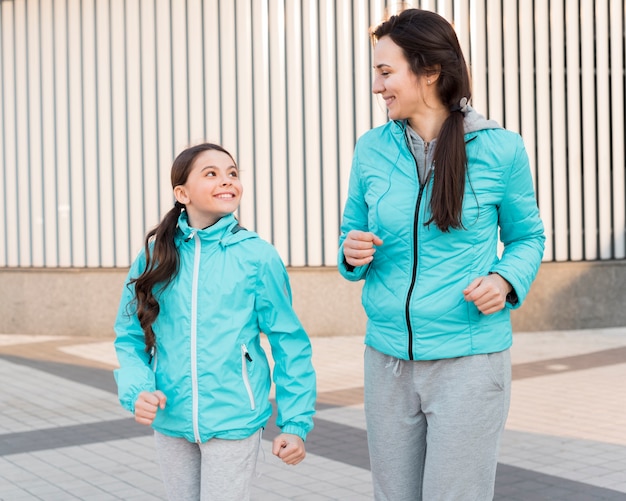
[
  {"xmin": 372, "ymin": 36, "xmax": 429, "ymax": 121},
  {"xmin": 174, "ymin": 149, "xmax": 243, "ymax": 229}
]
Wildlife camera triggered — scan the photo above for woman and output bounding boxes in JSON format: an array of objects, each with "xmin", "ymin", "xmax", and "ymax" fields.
[
  {"xmin": 114, "ymin": 143, "xmax": 316, "ymax": 501},
  {"xmin": 338, "ymin": 9, "xmax": 545, "ymax": 500}
]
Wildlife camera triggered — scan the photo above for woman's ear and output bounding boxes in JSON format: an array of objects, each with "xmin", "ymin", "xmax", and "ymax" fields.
[
  {"xmin": 425, "ymin": 65, "xmax": 441, "ymax": 85},
  {"xmin": 174, "ymin": 185, "xmax": 189, "ymax": 205}
]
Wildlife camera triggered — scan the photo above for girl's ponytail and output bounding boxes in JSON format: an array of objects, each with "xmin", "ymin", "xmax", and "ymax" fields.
[{"xmin": 131, "ymin": 203, "xmax": 183, "ymax": 353}]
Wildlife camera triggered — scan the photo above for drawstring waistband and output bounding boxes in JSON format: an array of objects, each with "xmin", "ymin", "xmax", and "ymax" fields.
[{"xmin": 385, "ymin": 357, "xmax": 403, "ymax": 377}]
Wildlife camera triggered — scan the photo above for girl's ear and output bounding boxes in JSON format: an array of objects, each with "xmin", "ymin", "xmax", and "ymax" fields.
[{"xmin": 174, "ymin": 185, "xmax": 189, "ymax": 204}]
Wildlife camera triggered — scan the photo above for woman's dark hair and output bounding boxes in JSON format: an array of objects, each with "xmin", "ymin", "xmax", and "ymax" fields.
[
  {"xmin": 372, "ymin": 9, "xmax": 471, "ymax": 231},
  {"xmin": 130, "ymin": 143, "xmax": 236, "ymax": 353}
]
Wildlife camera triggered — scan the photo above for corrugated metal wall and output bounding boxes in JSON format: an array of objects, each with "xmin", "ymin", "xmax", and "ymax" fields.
[{"xmin": 0, "ymin": 0, "xmax": 624, "ymax": 268}]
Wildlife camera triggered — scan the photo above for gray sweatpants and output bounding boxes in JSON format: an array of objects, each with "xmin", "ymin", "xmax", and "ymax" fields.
[
  {"xmin": 154, "ymin": 429, "xmax": 262, "ymax": 501},
  {"xmin": 364, "ymin": 346, "xmax": 511, "ymax": 501}
]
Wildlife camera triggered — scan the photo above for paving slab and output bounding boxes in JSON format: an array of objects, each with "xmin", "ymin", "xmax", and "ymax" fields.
[{"xmin": 0, "ymin": 329, "xmax": 625, "ymax": 500}]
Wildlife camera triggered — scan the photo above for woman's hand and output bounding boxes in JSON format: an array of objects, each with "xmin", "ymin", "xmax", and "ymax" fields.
[
  {"xmin": 463, "ymin": 273, "xmax": 512, "ymax": 315},
  {"xmin": 343, "ymin": 230, "xmax": 383, "ymax": 267},
  {"xmin": 272, "ymin": 433, "xmax": 306, "ymax": 465},
  {"xmin": 134, "ymin": 390, "xmax": 167, "ymax": 425}
]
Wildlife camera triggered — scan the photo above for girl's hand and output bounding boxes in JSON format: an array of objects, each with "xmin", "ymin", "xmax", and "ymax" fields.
[
  {"xmin": 343, "ymin": 230, "xmax": 383, "ymax": 267},
  {"xmin": 272, "ymin": 433, "xmax": 306, "ymax": 465},
  {"xmin": 463, "ymin": 273, "xmax": 512, "ymax": 315},
  {"xmin": 134, "ymin": 390, "xmax": 167, "ymax": 426}
]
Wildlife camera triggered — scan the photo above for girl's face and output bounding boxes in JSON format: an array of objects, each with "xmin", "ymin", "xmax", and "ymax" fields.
[
  {"xmin": 372, "ymin": 36, "xmax": 429, "ymax": 122},
  {"xmin": 174, "ymin": 149, "xmax": 243, "ymax": 229}
]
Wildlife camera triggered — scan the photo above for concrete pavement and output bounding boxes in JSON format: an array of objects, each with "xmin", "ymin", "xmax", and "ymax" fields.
[{"xmin": 0, "ymin": 328, "xmax": 625, "ymax": 500}]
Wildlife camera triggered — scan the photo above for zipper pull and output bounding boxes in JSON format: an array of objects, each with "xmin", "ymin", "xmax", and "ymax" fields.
[
  {"xmin": 242, "ymin": 344, "xmax": 253, "ymax": 362},
  {"xmin": 148, "ymin": 346, "xmax": 155, "ymax": 364}
]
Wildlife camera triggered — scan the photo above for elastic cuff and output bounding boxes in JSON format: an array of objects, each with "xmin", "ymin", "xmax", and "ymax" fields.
[{"xmin": 280, "ymin": 424, "xmax": 308, "ymax": 441}]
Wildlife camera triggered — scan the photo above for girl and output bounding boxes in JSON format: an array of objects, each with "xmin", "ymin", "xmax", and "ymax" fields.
[
  {"xmin": 339, "ymin": 9, "xmax": 545, "ymax": 501},
  {"xmin": 114, "ymin": 143, "xmax": 316, "ymax": 501}
]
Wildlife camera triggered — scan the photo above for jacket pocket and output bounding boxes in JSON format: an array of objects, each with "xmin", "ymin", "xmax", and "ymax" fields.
[{"xmin": 240, "ymin": 344, "xmax": 256, "ymax": 410}]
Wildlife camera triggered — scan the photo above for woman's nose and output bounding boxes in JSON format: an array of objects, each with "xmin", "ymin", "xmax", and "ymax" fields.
[{"xmin": 372, "ymin": 76, "xmax": 383, "ymax": 94}]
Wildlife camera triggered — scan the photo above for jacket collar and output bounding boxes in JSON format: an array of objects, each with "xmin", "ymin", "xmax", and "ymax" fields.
[{"xmin": 176, "ymin": 212, "xmax": 256, "ymax": 247}]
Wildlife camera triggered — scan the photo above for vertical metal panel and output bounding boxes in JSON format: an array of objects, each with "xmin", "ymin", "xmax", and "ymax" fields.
[
  {"xmin": 155, "ymin": 0, "xmax": 175, "ymax": 228},
  {"xmin": 0, "ymin": 3, "xmax": 5, "ymax": 267},
  {"xmin": 565, "ymin": 0, "xmax": 584, "ymax": 261},
  {"xmin": 53, "ymin": 0, "xmax": 73, "ymax": 267},
  {"xmin": 343, "ymin": 0, "xmax": 371, "ymax": 264},
  {"xmin": 369, "ymin": 1, "xmax": 387, "ymax": 130},
  {"xmin": 581, "ymin": 0, "xmax": 598, "ymax": 259},
  {"xmin": 126, "ymin": 0, "xmax": 150, "ymax": 263},
  {"xmin": 550, "ymin": 0, "xmax": 569, "ymax": 262},
  {"xmin": 138, "ymin": 0, "xmax": 161, "ymax": 257},
  {"xmin": 302, "ymin": 0, "xmax": 323, "ymax": 265},
  {"xmin": 110, "ymin": 0, "xmax": 131, "ymax": 264},
  {"xmin": 201, "ymin": 0, "xmax": 221, "ymax": 145},
  {"xmin": 610, "ymin": 0, "xmax": 625, "ymax": 258},
  {"xmin": 26, "ymin": 0, "xmax": 44, "ymax": 266},
  {"xmin": 284, "ymin": 0, "xmax": 305, "ymax": 266},
  {"xmin": 1, "ymin": 0, "xmax": 625, "ymax": 268},
  {"xmin": 518, "ymin": 2, "xmax": 537, "ymax": 190},
  {"xmin": 254, "ymin": 0, "xmax": 278, "ymax": 248},
  {"xmin": 594, "ymin": 1, "xmax": 612, "ymax": 260},
  {"xmin": 187, "ymin": 0, "xmax": 205, "ymax": 145},
  {"xmin": 468, "ymin": 1, "xmax": 487, "ymax": 114},
  {"xmin": 94, "ymin": 0, "xmax": 114, "ymax": 266},
  {"xmin": 267, "ymin": 0, "xmax": 289, "ymax": 260},
  {"xmin": 534, "ymin": 0, "xmax": 554, "ymax": 261},
  {"xmin": 78, "ymin": 0, "xmax": 100, "ymax": 267},
  {"xmin": 501, "ymin": 0, "xmax": 519, "ymax": 133},
  {"xmin": 336, "ymin": 0, "xmax": 357, "ymax": 261},
  {"xmin": 485, "ymin": 0, "xmax": 502, "ymax": 125},
  {"xmin": 14, "ymin": 0, "xmax": 30, "ymax": 266},
  {"xmin": 321, "ymin": 0, "xmax": 343, "ymax": 263}
]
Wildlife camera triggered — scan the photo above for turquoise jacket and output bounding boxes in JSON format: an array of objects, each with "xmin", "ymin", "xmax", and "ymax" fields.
[
  {"xmin": 338, "ymin": 113, "xmax": 545, "ymax": 361},
  {"xmin": 115, "ymin": 213, "xmax": 316, "ymax": 442}
]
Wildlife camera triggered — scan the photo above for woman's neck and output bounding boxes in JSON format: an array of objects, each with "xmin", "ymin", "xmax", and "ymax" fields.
[{"xmin": 408, "ymin": 108, "xmax": 450, "ymax": 143}]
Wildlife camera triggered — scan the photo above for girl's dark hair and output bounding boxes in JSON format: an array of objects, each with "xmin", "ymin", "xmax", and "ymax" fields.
[
  {"xmin": 372, "ymin": 9, "xmax": 471, "ymax": 231},
  {"xmin": 130, "ymin": 143, "xmax": 236, "ymax": 353}
]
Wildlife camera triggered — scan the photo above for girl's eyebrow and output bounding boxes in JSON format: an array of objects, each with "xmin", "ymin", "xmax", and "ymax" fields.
[{"xmin": 199, "ymin": 164, "xmax": 237, "ymax": 171}]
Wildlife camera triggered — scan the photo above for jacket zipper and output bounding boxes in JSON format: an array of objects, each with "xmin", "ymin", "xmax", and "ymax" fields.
[
  {"xmin": 405, "ymin": 140, "xmax": 431, "ymax": 360},
  {"xmin": 149, "ymin": 346, "xmax": 158, "ymax": 372},
  {"xmin": 190, "ymin": 232, "xmax": 202, "ymax": 442},
  {"xmin": 240, "ymin": 344, "xmax": 256, "ymax": 410}
]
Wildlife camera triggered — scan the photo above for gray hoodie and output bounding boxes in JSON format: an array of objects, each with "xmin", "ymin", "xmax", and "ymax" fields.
[{"xmin": 404, "ymin": 106, "xmax": 501, "ymax": 185}]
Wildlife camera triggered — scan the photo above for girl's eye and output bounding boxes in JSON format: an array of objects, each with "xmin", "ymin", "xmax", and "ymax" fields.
[
  {"xmin": 206, "ymin": 171, "xmax": 216, "ymax": 177},
  {"xmin": 229, "ymin": 171, "xmax": 239, "ymax": 178}
]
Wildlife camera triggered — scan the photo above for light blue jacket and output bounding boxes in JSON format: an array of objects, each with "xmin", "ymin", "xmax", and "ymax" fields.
[
  {"xmin": 338, "ymin": 113, "xmax": 545, "ymax": 361},
  {"xmin": 115, "ymin": 213, "xmax": 316, "ymax": 442}
]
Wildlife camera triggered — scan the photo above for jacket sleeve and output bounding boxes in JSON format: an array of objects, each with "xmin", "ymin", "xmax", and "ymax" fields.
[
  {"xmin": 337, "ymin": 143, "xmax": 370, "ymax": 281},
  {"xmin": 491, "ymin": 134, "xmax": 546, "ymax": 308},
  {"xmin": 113, "ymin": 252, "xmax": 156, "ymax": 413},
  {"xmin": 255, "ymin": 249, "xmax": 316, "ymax": 441}
]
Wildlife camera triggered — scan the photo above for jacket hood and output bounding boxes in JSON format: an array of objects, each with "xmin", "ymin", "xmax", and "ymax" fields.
[
  {"xmin": 175, "ymin": 212, "xmax": 257, "ymax": 247},
  {"xmin": 462, "ymin": 105, "xmax": 502, "ymax": 134},
  {"xmin": 396, "ymin": 105, "xmax": 502, "ymax": 137}
]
